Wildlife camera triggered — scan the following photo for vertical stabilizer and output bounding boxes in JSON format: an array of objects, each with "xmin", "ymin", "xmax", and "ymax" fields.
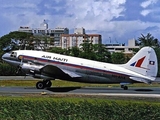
[{"xmin": 123, "ymin": 47, "xmax": 158, "ymax": 79}]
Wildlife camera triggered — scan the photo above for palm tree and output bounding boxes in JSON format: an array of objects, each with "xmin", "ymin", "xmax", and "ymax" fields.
[{"xmin": 138, "ymin": 33, "xmax": 160, "ymax": 48}]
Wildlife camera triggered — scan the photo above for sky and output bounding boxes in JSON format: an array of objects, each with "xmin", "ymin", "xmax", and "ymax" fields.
[{"xmin": 0, "ymin": 0, "xmax": 160, "ymax": 44}]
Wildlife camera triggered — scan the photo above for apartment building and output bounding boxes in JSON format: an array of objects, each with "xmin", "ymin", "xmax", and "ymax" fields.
[
  {"xmin": 18, "ymin": 20, "xmax": 69, "ymax": 47},
  {"xmin": 61, "ymin": 28, "xmax": 102, "ymax": 49}
]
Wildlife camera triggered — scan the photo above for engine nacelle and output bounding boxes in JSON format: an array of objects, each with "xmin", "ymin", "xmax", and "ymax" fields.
[
  {"xmin": 20, "ymin": 63, "xmax": 54, "ymax": 80},
  {"xmin": 20, "ymin": 62, "xmax": 43, "ymax": 74}
]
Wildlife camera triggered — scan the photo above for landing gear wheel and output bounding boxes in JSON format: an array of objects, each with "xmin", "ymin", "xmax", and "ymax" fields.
[
  {"xmin": 36, "ymin": 81, "xmax": 45, "ymax": 89},
  {"xmin": 45, "ymin": 81, "xmax": 52, "ymax": 88},
  {"xmin": 123, "ymin": 86, "xmax": 128, "ymax": 90},
  {"xmin": 121, "ymin": 85, "xmax": 128, "ymax": 90},
  {"xmin": 121, "ymin": 85, "xmax": 124, "ymax": 88}
]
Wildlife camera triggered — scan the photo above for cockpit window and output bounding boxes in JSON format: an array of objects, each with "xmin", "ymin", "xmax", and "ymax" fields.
[{"xmin": 10, "ymin": 52, "xmax": 17, "ymax": 58}]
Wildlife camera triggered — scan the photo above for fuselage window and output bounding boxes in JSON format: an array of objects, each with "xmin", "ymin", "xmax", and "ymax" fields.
[{"xmin": 10, "ymin": 52, "xmax": 17, "ymax": 58}]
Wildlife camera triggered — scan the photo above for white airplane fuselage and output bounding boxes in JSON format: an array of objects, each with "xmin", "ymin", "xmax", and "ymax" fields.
[{"xmin": 2, "ymin": 47, "xmax": 158, "ymax": 89}]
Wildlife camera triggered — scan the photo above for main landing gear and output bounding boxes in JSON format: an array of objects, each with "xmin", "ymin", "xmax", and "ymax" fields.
[
  {"xmin": 121, "ymin": 85, "xmax": 128, "ymax": 90},
  {"xmin": 36, "ymin": 79, "xmax": 52, "ymax": 89}
]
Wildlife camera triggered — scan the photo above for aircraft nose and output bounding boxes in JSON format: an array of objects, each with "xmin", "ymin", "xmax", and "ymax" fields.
[{"xmin": 2, "ymin": 53, "xmax": 10, "ymax": 60}]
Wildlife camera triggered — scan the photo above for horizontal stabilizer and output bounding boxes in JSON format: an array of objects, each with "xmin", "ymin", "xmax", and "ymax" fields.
[{"xmin": 129, "ymin": 77, "xmax": 154, "ymax": 84}]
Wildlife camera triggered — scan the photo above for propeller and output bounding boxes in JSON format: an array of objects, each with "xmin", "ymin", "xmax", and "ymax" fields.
[
  {"xmin": 16, "ymin": 65, "xmax": 22, "ymax": 75},
  {"xmin": 16, "ymin": 56, "xmax": 24, "ymax": 75}
]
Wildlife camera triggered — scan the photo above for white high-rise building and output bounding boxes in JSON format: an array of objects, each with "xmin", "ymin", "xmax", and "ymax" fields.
[
  {"xmin": 18, "ymin": 20, "xmax": 69, "ymax": 47},
  {"xmin": 61, "ymin": 28, "xmax": 102, "ymax": 49},
  {"xmin": 74, "ymin": 27, "xmax": 85, "ymax": 34}
]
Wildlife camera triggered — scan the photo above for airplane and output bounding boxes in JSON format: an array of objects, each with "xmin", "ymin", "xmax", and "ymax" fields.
[{"xmin": 1, "ymin": 46, "xmax": 158, "ymax": 90}]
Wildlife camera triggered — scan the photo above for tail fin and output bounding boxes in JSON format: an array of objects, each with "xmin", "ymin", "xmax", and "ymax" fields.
[{"xmin": 123, "ymin": 47, "xmax": 158, "ymax": 78}]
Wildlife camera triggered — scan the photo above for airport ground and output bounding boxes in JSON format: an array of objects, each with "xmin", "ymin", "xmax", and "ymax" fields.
[
  {"xmin": 0, "ymin": 76, "xmax": 160, "ymax": 119},
  {"xmin": 0, "ymin": 76, "xmax": 160, "ymax": 101}
]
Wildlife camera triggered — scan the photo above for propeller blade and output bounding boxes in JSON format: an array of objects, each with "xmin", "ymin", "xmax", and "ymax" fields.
[{"xmin": 16, "ymin": 56, "xmax": 23, "ymax": 75}]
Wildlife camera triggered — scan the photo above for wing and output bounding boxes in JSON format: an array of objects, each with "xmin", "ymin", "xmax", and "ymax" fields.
[{"xmin": 40, "ymin": 65, "xmax": 81, "ymax": 79}]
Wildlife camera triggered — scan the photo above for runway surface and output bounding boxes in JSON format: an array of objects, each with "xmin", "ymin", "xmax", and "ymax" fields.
[
  {"xmin": 0, "ymin": 86, "xmax": 160, "ymax": 98},
  {"xmin": 0, "ymin": 76, "xmax": 160, "ymax": 98}
]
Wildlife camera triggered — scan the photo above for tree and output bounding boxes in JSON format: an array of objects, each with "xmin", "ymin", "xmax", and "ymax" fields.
[
  {"xmin": 47, "ymin": 47, "xmax": 65, "ymax": 54},
  {"xmin": 68, "ymin": 47, "xmax": 81, "ymax": 57},
  {"xmin": 154, "ymin": 48, "xmax": 160, "ymax": 77},
  {"xmin": 111, "ymin": 52, "xmax": 125, "ymax": 64},
  {"xmin": 0, "ymin": 63, "xmax": 17, "ymax": 75},
  {"xmin": 138, "ymin": 33, "xmax": 160, "ymax": 47},
  {"xmin": 0, "ymin": 31, "xmax": 33, "ymax": 51},
  {"xmin": 79, "ymin": 40, "xmax": 96, "ymax": 60},
  {"xmin": 93, "ymin": 44, "xmax": 111, "ymax": 62},
  {"xmin": 0, "ymin": 31, "xmax": 54, "ymax": 51},
  {"xmin": 28, "ymin": 34, "xmax": 53, "ymax": 50}
]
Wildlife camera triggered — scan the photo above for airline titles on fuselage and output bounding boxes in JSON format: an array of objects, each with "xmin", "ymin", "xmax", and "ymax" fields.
[{"xmin": 42, "ymin": 55, "xmax": 68, "ymax": 62}]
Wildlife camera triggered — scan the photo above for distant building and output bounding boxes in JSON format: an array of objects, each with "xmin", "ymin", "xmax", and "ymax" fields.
[
  {"xmin": 53, "ymin": 27, "xmax": 69, "ymax": 47},
  {"xmin": 18, "ymin": 26, "xmax": 32, "ymax": 33},
  {"xmin": 74, "ymin": 27, "xmax": 85, "ymax": 34},
  {"xmin": 18, "ymin": 20, "xmax": 69, "ymax": 47},
  {"xmin": 105, "ymin": 39, "xmax": 140, "ymax": 57},
  {"xmin": 61, "ymin": 28, "xmax": 102, "ymax": 49},
  {"xmin": 18, "ymin": 20, "xmax": 49, "ymax": 34}
]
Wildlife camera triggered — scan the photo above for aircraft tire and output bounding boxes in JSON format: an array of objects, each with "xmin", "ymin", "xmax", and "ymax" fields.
[
  {"xmin": 45, "ymin": 81, "xmax": 52, "ymax": 88},
  {"xmin": 36, "ymin": 81, "xmax": 45, "ymax": 89},
  {"xmin": 123, "ymin": 86, "xmax": 128, "ymax": 90},
  {"xmin": 121, "ymin": 85, "xmax": 124, "ymax": 88}
]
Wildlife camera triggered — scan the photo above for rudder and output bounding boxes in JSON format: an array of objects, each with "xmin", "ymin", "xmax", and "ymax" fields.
[{"xmin": 123, "ymin": 47, "xmax": 158, "ymax": 78}]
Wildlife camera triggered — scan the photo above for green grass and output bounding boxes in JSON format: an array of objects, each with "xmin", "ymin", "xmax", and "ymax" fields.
[
  {"xmin": 0, "ymin": 80, "xmax": 160, "ymax": 119},
  {"xmin": 0, "ymin": 96, "xmax": 160, "ymax": 120},
  {"xmin": 0, "ymin": 81, "xmax": 160, "ymax": 119},
  {"xmin": 0, "ymin": 79, "xmax": 160, "ymax": 87}
]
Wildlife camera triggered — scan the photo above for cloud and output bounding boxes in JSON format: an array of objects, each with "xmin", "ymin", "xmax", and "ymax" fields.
[
  {"xmin": 0, "ymin": 0, "xmax": 160, "ymax": 44},
  {"xmin": 99, "ymin": 20, "xmax": 160, "ymax": 43},
  {"xmin": 0, "ymin": 0, "xmax": 127, "ymax": 30},
  {"xmin": 140, "ymin": 0, "xmax": 160, "ymax": 18},
  {"xmin": 62, "ymin": 0, "xmax": 126, "ymax": 29},
  {"xmin": 141, "ymin": 9, "xmax": 152, "ymax": 16},
  {"xmin": 141, "ymin": 0, "xmax": 158, "ymax": 8}
]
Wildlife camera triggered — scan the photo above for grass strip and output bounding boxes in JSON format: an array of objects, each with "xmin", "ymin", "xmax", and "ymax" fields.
[
  {"xmin": 0, "ymin": 79, "xmax": 160, "ymax": 87},
  {"xmin": 0, "ymin": 96, "xmax": 160, "ymax": 120}
]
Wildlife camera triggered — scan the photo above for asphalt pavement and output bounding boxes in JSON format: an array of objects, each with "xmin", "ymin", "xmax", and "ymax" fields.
[{"xmin": 0, "ymin": 76, "xmax": 160, "ymax": 98}]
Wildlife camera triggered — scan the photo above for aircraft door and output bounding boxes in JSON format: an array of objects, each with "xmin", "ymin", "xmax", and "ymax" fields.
[{"xmin": 85, "ymin": 62, "xmax": 96, "ymax": 81}]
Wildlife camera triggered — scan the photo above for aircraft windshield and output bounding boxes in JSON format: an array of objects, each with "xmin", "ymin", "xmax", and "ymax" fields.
[{"xmin": 10, "ymin": 52, "xmax": 17, "ymax": 58}]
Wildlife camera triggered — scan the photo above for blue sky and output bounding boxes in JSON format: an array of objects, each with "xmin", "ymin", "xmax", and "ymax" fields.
[{"xmin": 0, "ymin": 0, "xmax": 160, "ymax": 44}]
